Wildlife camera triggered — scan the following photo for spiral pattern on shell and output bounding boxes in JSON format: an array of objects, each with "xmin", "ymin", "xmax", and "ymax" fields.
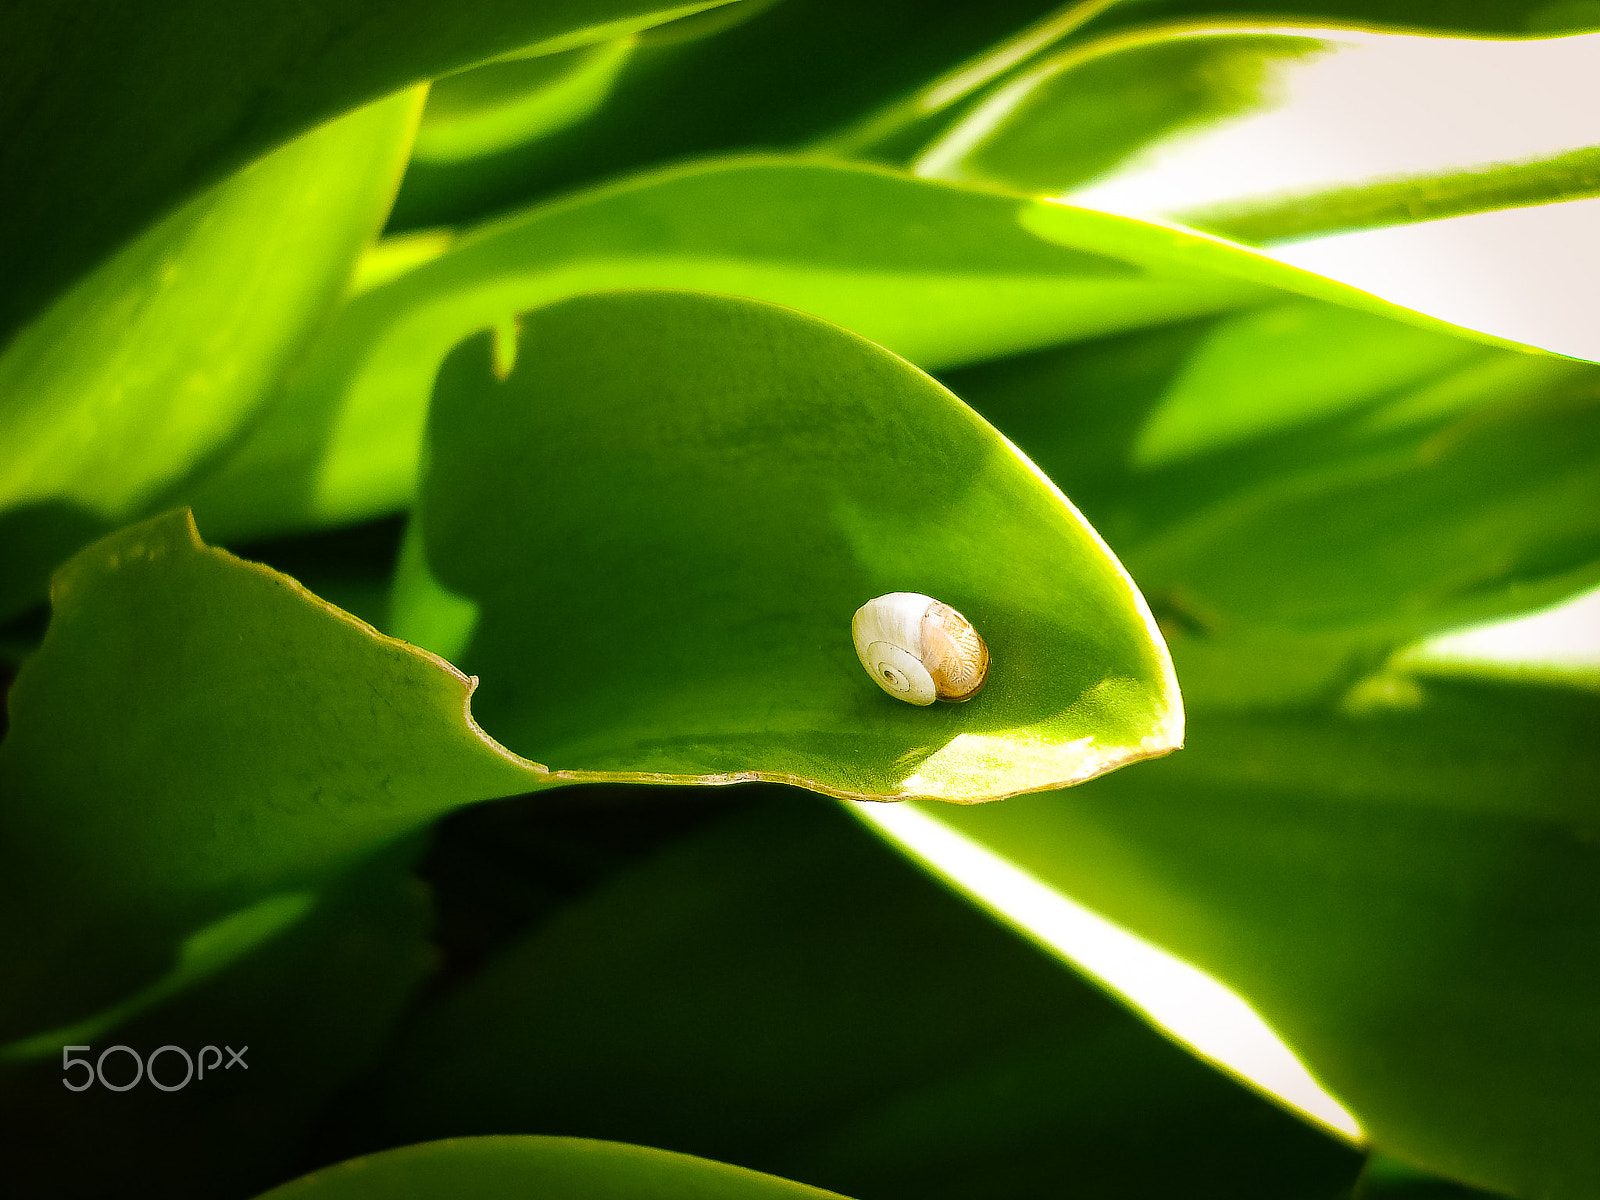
[{"xmin": 851, "ymin": 593, "xmax": 989, "ymax": 706}]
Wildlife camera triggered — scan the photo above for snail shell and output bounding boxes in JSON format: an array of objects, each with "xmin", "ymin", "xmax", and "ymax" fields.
[{"xmin": 852, "ymin": 592, "xmax": 989, "ymax": 706}]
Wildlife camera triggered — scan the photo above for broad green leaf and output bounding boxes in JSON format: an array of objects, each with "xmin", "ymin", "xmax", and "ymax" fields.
[
  {"xmin": 394, "ymin": 39, "xmax": 638, "ymax": 228},
  {"xmin": 384, "ymin": 0, "xmax": 1084, "ymax": 229},
  {"xmin": 942, "ymin": 299, "xmax": 1600, "ymax": 706},
  {"xmin": 811, "ymin": 0, "xmax": 1129, "ymax": 161},
  {"xmin": 0, "ymin": 510, "xmax": 543, "ymax": 1042},
  {"xmin": 918, "ymin": 26, "xmax": 1600, "ymax": 362},
  {"xmin": 0, "ymin": 846, "xmax": 432, "ymax": 1200},
  {"xmin": 0, "ymin": 0, "xmax": 738, "ymax": 344},
  {"xmin": 908, "ymin": 678, "xmax": 1600, "ymax": 1200},
  {"xmin": 352, "ymin": 796, "xmax": 1359, "ymax": 1200},
  {"xmin": 184, "ymin": 157, "xmax": 1273, "ymax": 540},
  {"xmin": 254, "ymin": 1137, "xmax": 851, "ymax": 1200},
  {"xmin": 413, "ymin": 40, "xmax": 638, "ymax": 164},
  {"xmin": 400, "ymin": 290, "xmax": 1182, "ymax": 802},
  {"xmin": 0, "ymin": 88, "xmax": 422, "ymax": 619}
]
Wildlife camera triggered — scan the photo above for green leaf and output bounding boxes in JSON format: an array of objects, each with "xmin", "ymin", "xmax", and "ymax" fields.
[
  {"xmin": 0, "ymin": 510, "xmax": 542, "ymax": 1042},
  {"xmin": 918, "ymin": 26, "xmax": 1600, "ymax": 362},
  {"xmin": 350, "ymin": 796, "xmax": 1359, "ymax": 1200},
  {"xmin": 0, "ymin": 845, "xmax": 433, "ymax": 1200},
  {"xmin": 920, "ymin": 26, "xmax": 1600, "ymax": 238},
  {"xmin": 942, "ymin": 298, "xmax": 1600, "ymax": 706},
  {"xmin": 253, "ymin": 1137, "xmax": 853, "ymax": 1200},
  {"xmin": 394, "ymin": 39, "xmax": 638, "ymax": 225},
  {"xmin": 383, "ymin": 0, "xmax": 1089, "ymax": 229},
  {"xmin": 184, "ymin": 157, "xmax": 1272, "ymax": 540},
  {"xmin": 400, "ymin": 290, "xmax": 1181, "ymax": 802},
  {"xmin": 1074, "ymin": 0, "xmax": 1600, "ymax": 45},
  {"xmin": 910, "ymin": 678, "xmax": 1600, "ymax": 1200},
  {"xmin": 413, "ymin": 40, "xmax": 638, "ymax": 164},
  {"xmin": 0, "ymin": 88, "xmax": 422, "ymax": 619},
  {"xmin": 0, "ymin": 0, "xmax": 739, "ymax": 344}
]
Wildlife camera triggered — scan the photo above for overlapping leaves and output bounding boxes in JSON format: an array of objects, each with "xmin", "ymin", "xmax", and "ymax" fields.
[
  {"xmin": 0, "ymin": 0, "xmax": 741, "ymax": 342},
  {"xmin": 915, "ymin": 677, "xmax": 1600, "ymax": 1200},
  {"xmin": 399, "ymin": 289, "xmax": 1180, "ymax": 800}
]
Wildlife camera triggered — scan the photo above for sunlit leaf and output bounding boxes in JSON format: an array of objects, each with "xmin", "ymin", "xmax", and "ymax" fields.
[
  {"xmin": 919, "ymin": 25, "xmax": 1600, "ymax": 361},
  {"xmin": 943, "ymin": 298, "xmax": 1600, "ymax": 706},
  {"xmin": 0, "ymin": 510, "xmax": 542, "ymax": 1042},
  {"xmin": 351, "ymin": 796, "xmax": 1359, "ymax": 1200},
  {"xmin": 0, "ymin": 89, "xmax": 422, "ymax": 618},
  {"xmin": 398, "ymin": 290, "xmax": 1182, "ymax": 803},
  {"xmin": 0, "ymin": 0, "xmax": 740, "ymax": 343},
  {"xmin": 908, "ymin": 678, "xmax": 1600, "ymax": 1200},
  {"xmin": 921, "ymin": 28, "xmax": 1600, "ymax": 234},
  {"xmin": 385, "ymin": 0, "xmax": 1080, "ymax": 229},
  {"xmin": 185, "ymin": 157, "xmax": 1272, "ymax": 539},
  {"xmin": 415, "ymin": 40, "xmax": 637, "ymax": 163},
  {"xmin": 394, "ymin": 39, "xmax": 638, "ymax": 225},
  {"xmin": 253, "ymin": 1137, "xmax": 852, "ymax": 1200}
]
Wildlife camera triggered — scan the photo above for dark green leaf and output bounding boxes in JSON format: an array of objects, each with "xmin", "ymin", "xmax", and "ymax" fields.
[
  {"xmin": 348, "ymin": 796, "xmax": 1359, "ymax": 1200},
  {"xmin": 943, "ymin": 299, "xmax": 1600, "ymax": 706},
  {"xmin": 0, "ymin": 89, "xmax": 421, "ymax": 618},
  {"xmin": 185, "ymin": 157, "xmax": 1271, "ymax": 540},
  {"xmin": 401, "ymin": 290, "xmax": 1182, "ymax": 802},
  {"xmin": 0, "ymin": 845, "xmax": 433, "ymax": 1200},
  {"xmin": 918, "ymin": 678, "xmax": 1600, "ymax": 1200},
  {"xmin": 0, "ymin": 510, "xmax": 542, "ymax": 1042},
  {"xmin": 0, "ymin": 0, "xmax": 739, "ymax": 343}
]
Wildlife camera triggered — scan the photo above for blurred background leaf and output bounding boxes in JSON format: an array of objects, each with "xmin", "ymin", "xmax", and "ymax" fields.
[
  {"xmin": 0, "ymin": 89, "xmax": 421, "ymax": 621},
  {"xmin": 941, "ymin": 299, "xmax": 1600, "ymax": 706},
  {"xmin": 917, "ymin": 27, "xmax": 1600, "ymax": 239},
  {"xmin": 901, "ymin": 677, "xmax": 1600, "ymax": 1199},
  {"xmin": 0, "ymin": 511, "xmax": 541, "ymax": 1042},
  {"xmin": 325, "ymin": 793, "xmax": 1362, "ymax": 1200},
  {"xmin": 915, "ymin": 26, "xmax": 1600, "ymax": 362},
  {"xmin": 0, "ymin": 0, "xmax": 742, "ymax": 344},
  {"xmin": 185, "ymin": 158, "xmax": 1272, "ymax": 541},
  {"xmin": 0, "ymin": 843, "xmax": 434, "ymax": 1200},
  {"xmin": 258, "ymin": 1136, "xmax": 855, "ymax": 1200},
  {"xmin": 381, "ymin": 0, "xmax": 1078, "ymax": 230}
]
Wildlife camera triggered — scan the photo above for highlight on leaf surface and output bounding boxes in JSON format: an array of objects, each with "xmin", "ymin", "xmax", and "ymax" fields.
[
  {"xmin": 918, "ymin": 23, "xmax": 1600, "ymax": 362},
  {"xmin": 184, "ymin": 156, "xmax": 1274, "ymax": 542},
  {"xmin": 395, "ymin": 289, "xmax": 1182, "ymax": 804},
  {"xmin": 907, "ymin": 678, "xmax": 1600, "ymax": 1200},
  {"xmin": 942, "ymin": 295, "xmax": 1600, "ymax": 707},
  {"xmin": 0, "ymin": 87, "xmax": 423, "ymax": 619}
]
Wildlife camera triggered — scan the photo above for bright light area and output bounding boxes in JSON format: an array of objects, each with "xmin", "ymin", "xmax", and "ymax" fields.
[
  {"xmin": 1398, "ymin": 584, "xmax": 1600, "ymax": 678},
  {"xmin": 1064, "ymin": 30, "xmax": 1600, "ymax": 218},
  {"xmin": 849, "ymin": 799, "xmax": 1364, "ymax": 1143},
  {"xmin": 1266, "ymin": 197, "xmax": 1600, "ymax": 362}
]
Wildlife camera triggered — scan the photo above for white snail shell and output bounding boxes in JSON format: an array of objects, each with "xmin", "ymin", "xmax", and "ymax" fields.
[{"xmin": 852, "ymin": 592, "xmax": 989, "ymax": 706}]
